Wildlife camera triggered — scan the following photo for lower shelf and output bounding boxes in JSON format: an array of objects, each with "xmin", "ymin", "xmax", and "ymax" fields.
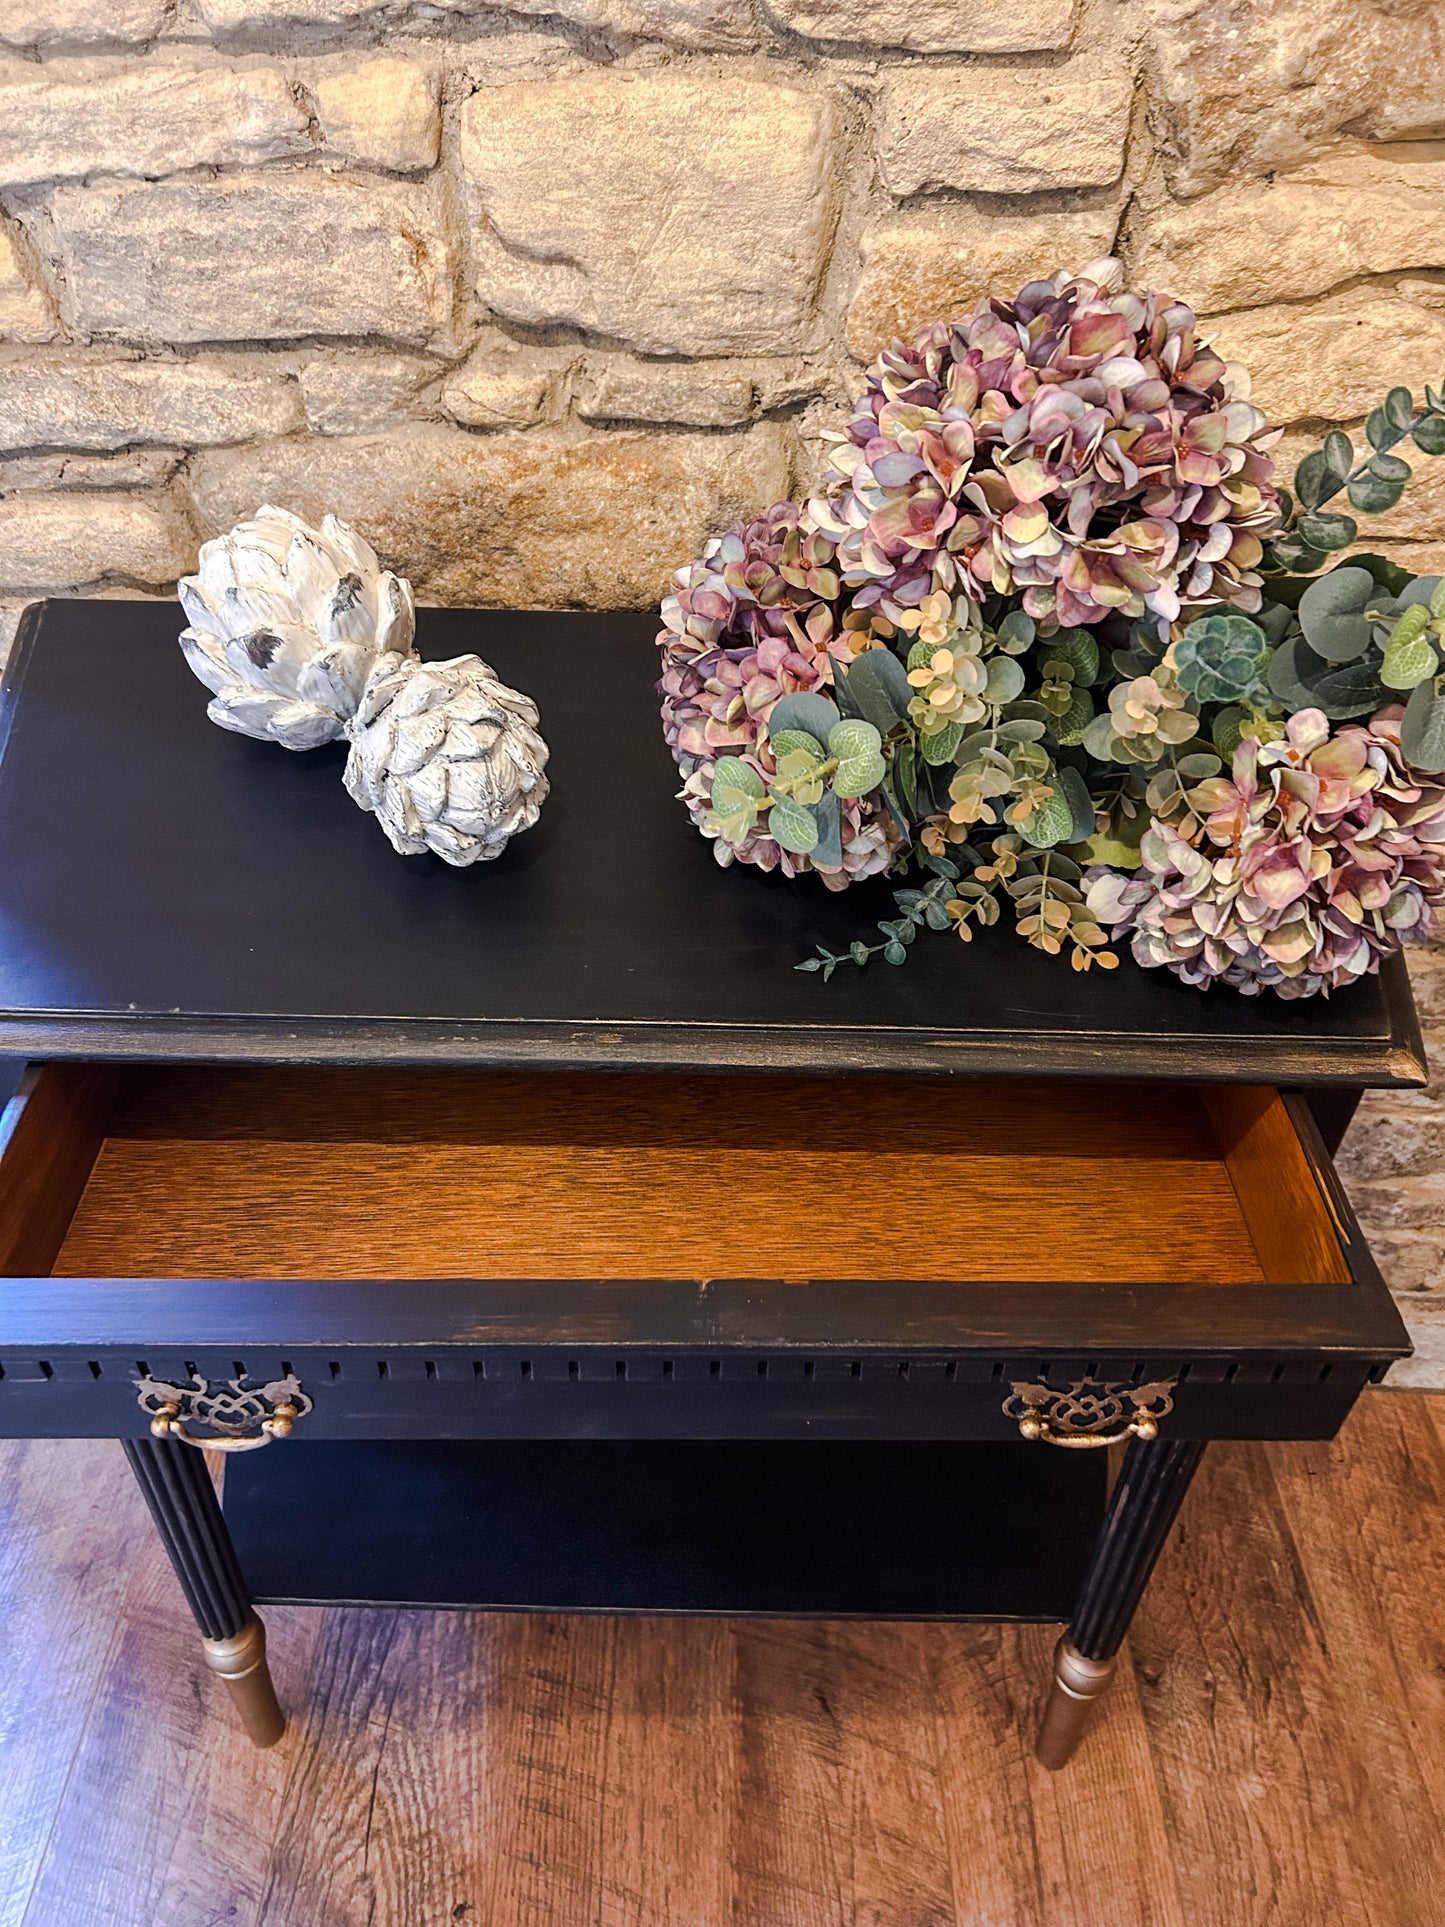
[{"xmin": 224, "ymin": 1438, "xmax": 1106, "ymax": 1620}]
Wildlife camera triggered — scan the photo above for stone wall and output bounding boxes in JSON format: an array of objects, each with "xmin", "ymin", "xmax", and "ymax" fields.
[{"xmin": 2, "ymin": 0, "xmax": 1445, "ymax": 1374}]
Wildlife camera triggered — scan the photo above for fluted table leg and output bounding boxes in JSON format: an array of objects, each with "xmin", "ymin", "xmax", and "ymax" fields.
[
  {"xmin": 122, "ymin": 1436, "xmax": 285, "ymax": 1748},
  {"xmin": 1036, "ymin": 1436, "xmax": 1205, "ymax": 1770}
]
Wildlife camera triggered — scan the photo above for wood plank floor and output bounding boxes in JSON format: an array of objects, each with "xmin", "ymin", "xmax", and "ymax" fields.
[{"xmin": 1, "ymin": 1393, "xmax": 1442, "ymax": 1927}]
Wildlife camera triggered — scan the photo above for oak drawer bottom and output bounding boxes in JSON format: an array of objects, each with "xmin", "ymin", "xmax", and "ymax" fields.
[{"xmin": 225, "ymin": 1438, "xmax": 1106, "ymax": 1619}]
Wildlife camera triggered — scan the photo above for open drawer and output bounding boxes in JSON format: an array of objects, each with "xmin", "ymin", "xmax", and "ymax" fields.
[{"xmin": 0, "ymin": 1062, "xmax": 1409, "ymax": 1447}]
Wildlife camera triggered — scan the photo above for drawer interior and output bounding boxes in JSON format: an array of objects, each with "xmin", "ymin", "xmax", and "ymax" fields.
[{"xmin": 0, "ymin": 1065, "xmax": 1350, "ymax": 1286}]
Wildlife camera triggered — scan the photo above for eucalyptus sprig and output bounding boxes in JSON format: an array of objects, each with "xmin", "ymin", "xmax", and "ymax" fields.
[{"xmin": 1268, "ymin": 382, "xmax": 1445, "ymax": 576}]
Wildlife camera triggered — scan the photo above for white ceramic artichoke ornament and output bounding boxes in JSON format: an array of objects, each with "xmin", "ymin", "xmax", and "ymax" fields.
[
  {"xmin": 343, "ymin": 650, "xmax": 550, "ymax": 866},
  {"xmin": 178, "ymin": 504, "xmax": 416, "ymax": 750}
]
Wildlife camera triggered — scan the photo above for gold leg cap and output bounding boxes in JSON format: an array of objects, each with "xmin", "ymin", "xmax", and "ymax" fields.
[
  {"xmin": 202, "ymin": 1613, "xmax": 286, "ymax": 1748},
  {"xmin": 1034, "ymin": 1637, "xmax": 1117, "ymax": 1771}
]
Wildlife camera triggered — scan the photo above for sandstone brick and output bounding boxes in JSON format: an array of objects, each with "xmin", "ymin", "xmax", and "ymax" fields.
[
  {"xmin": 878, "ymin": 57, "xmax": 1132, "ymax": 198},
  {"xmin": 0, "ymin": 219, "xmax": 53, "ymax": 343},
  {"xmin": 50, "ymin": 175, "xmax": 455, "ymax": 348},
  {"xmin": 301, "ymin": 350, "xmax": 440, "ymax": 434},
  {"xmin": 1, "ymin": 449, "xmax": 182, "ymax": 490},
  {"xmin": 765, "ymin": 0, "xmax": 1074, "ymax": 53},
  {"xmin": 1203, "ymin": 293, "xmax": 1445, "ymax": 427},
  {"xmin": 187, "ymin": 420, "xmax": 793, "ymax": 605},
  {"xmin": 846, "ymin": 206, "xmax": 1120, "ymax": 362},
  {"xmin": 440, "ymin": 335, "xmax": 576, "ymax": 429},
  {"xmin": 303, "ymin": 54, "xmax": 440, "ymax": 173},
  {"xmin": 1142, "ymin": 0, "xmax": 1445, "ymax": 199},
  {"xmin": 459, "ymin": 71, "xmax": 837, "ymax": 356},
  {"xmin": 0, "ymin": 54, "xmax": 309, "ymax": 188},
  {"xmin": 0, "ymin": 490, "xmax": 195, "ymax": 591},
  {"xmin": 575, "ymin": 357, "xmax": 754, "ymax": 428},
  {"xmin": 1132, "ymin": 180, "xmax": 1445, "ymax": 315},
  {"xmin": 0, "ymin": 353, "xmax": 304, "ymax": 452},
  {"xmin": 197, "ymin": 0, "xmax": 754, "ymax": 48},
  {"xmin": 0, "ymin": 0, "xmax": 166, "ymax": 48}
]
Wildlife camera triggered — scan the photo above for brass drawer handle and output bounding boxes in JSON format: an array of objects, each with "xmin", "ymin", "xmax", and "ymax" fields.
[
  {"xmin": 1004, "ymin": 1377, "xmax": 1177, "ymax": 1449},
  {"xmin": 135, "ymin": 1372, "xmax": 312, "ymax": 1453}
]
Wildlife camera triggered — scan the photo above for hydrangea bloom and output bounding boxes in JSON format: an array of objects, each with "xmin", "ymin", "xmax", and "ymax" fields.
[
  {"xmin": 804, "ymin": 257, "xmax": 1281, "ymax": 635},
  {"xmin": 1085, "ymin": 708, "xmax": 1445, "ymax": 996},
  {"xmin": 656, "ymin": 503, "xmax": 901, "ymax": 889}
]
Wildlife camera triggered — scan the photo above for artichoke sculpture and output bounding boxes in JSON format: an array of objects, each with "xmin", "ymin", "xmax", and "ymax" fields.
[
  {"xmin": 343, "ymin": 650, "xmax": 551, "ymax": 866},
  {"xmin": 178, "ymin": 504, "xmax": 416, "ymax": 750}
]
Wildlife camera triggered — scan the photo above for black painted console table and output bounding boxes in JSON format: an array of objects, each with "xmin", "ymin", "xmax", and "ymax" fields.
[{"xmin": 0, "ymin": 601, "xmax": 1416, "ymax": 1767}]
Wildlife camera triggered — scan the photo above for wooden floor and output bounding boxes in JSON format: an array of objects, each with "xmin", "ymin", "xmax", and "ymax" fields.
[{"xmin": 1, "ymin": 1396, "xmax": 1443, "ymax": 1927}]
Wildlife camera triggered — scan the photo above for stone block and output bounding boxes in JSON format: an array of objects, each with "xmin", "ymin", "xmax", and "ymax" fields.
[
  {"xmin": 459, "ymin": 70, "xmax": 837, "ymax": 356},
  {"xmin": 574, "ymin": 357, "xmax": 754, "ymax": 427},
  {"xmin": 188, "ymin": 420, "xmax": 794, "ymax": 605},
  {"xmin": 0, "ymin": 352, "xmax": 305, "ymax": 452},
  {"xmin": 0, "ymin": 219, "xmax": 54, "ymax": 342},
  {"xmin": 301, "ymin": 351, "xmax": 440, "ymax": 434},
  {"xmin": 50, "ymin": 174, "xmax": 455, "ymax": 347},
  {"xmin": 1133, "ymin": 180, "xmax": 1445, "ymax": 314},
  {"xmin": 0, "ymin": 53, "xmax": 309, "ymax": 188},
  {"xmin": 764, "ymin": 0, "xmax": 1074, "ymax": 53},
  {"xmin": 0, "ymin": 449, "xmax": 182, "ymax": 490},
  {"xmin": 1142, "ymin": 0, "xmax": 1445, "ymax": 198},
  {"xmin": 303, "ymin": 54, "xmax": 440, "ymax": 173},
  {"xmin": 846, "ymin": 205, "xmax": 1120, "ymax": 362},
  {"xmin": 440, "ymin": 335, "xmax": 576, "ymax": 429},
  {"xmin": 1203, "ymin": 293, "xmax": 1445, "ymax": 427},
  {"xmin": 878, "ymin": 56, "xmax": 1132, "ymax": 197},
  {"xmin": 0, "ymin": 0, "xmax": 166, "ymax": 48},
  {"xmin": 196, "ymin": 0, "xmax": 754, "ymax": 47},
  {"xmin": 0, "ymin": 489, "xmax": 195, "ymax": 591}
]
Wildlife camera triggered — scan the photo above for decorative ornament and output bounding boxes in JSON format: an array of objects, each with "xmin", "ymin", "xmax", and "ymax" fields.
[
  {"xmin": 178, "ymin": 504, "xmax": 416, "ymax": 749},
  {"xmin": 178, "ymin": 506, "xmax": 550, "ymax": 866},
  {"xmin": 343, "ymin": 651, "xmax": 551, "ymax": 866}
]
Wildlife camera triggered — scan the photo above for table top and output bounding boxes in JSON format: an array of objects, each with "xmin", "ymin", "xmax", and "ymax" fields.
[{"xmin": 0, "ymin": 599, "xmax": 1425, "ymax": 1086}]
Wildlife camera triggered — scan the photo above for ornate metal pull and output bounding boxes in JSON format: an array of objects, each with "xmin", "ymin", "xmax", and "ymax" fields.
[
  {"xmin": 1003, "ymin": 1377, "xmax": 1177, "ymax": 1449},
  {"xmin": 135, "ymin": 1372, "xmax": 312, "ymax": 1453}
]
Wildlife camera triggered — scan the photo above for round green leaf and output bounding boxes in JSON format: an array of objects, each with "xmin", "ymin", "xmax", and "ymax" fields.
[
  {"xmin": 1348, "ymin": 469, "xmax": 1406, "ymax": 515},
  {"xmin": 996, "ymin": 609, "xmax": 1036, "ymax": 652},
  {"xmin": 1384, "ymin": 387, "xmax": 1415, "ymax": 432},
  {"xmin": 766, "ymin": 692, "xmax": 840, "ymax": 743},
  {"xmin": 710, "ymin": 756, "xmax": 766, "ymax": 803},
  {"xmin": 768, "ymin": 795, "xmax": 820, "ymax": 854},
  {"xmin": 883, "ymin": 940, "xmax": 908, "ymax": 965},
  {"xmin": 1323, "ymin": 428, "xmax": 1355, "ymax": 476},
  {"xmin": 1292, "ymin": 449, "xmax": 1334, "ymax": 513},
  {"xmin": 1413, "ymin": 415, "xmax": 1445, "ymax": 456},
  {"xmin": 1265, "ymin": 532, "xmax": 1328, "ymax": 574},
  {"xmin": 769, "ymin": 728, "xmax": 825, "ymax": 763},
  {"xmin": 983, "ymin": 656, "xmax": 1025, "ymax": 704},
  {"xmin": 1366, "ymin": 407, "xmax": 1392, "ymax": 451},
  {"xmin": 1297, "ymin": 511, "xmax": 1358, "ymax": 553},
  {"xmin": 1297, "ymin": 566, "xmax": 1377, "ymax": 661},
  {"xmin": 1370, "ymin": 451, "xmax": 1412, "ymax": 483},
  {"xmin": 1381, "ymin": 627, "xmax": 1437, "ymax": 692}
]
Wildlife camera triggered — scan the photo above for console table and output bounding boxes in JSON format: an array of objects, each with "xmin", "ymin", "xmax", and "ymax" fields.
[{"xmin": 0, "ymin": 600, "xmax": 1417, "ymax": 1770}]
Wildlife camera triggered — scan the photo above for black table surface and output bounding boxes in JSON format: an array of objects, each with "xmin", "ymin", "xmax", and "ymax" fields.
[{"xmin": 0, "ymin": 598, "xmax": 1425, "ymax": 1085}]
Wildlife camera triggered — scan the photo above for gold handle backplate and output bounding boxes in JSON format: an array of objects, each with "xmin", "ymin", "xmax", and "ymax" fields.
[
  {"xmin": 1003, "ymin": 1377, "xmax": 1177, "ymax": 1449},
  {"xmin": 135, "ymin": 1372, "xmax": 312, "ymax": 1452}
]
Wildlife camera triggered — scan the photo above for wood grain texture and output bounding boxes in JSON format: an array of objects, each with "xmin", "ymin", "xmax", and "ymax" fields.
[
  {"xmin": 1202, "ymin": 1084, "xmax": 1352, "ymax": 1284},
  {"xmin": 0, "ymin": 1066, "xmax": 112, "ymax": 1278},
  {"xmin": 1, "ymin": 1396, "xmax": 1442, "ymax": 1927},
  {"xmin": 50, "ymin": 1067, "xmax": 1290, "ymax": 1284}
]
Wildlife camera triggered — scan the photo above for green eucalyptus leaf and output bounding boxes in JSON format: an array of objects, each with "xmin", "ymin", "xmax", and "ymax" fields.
[
  {"xmin": 983, "ymin": 656, "xmax": 1026, "ymax": 704},
  {"xmin": 1297, "ymin": 511, "xmax": 1358, "ymax": 552},
  {"xmin": 1081, "ymin": 711, "xmax": 1121, "ymax": 762},
  {"xmin": 711, "ymin": 756, "xmax": 766, "ymax": 803},
  {"xmin": 1348, "ymin": 469, "xmax": 1406, "ymax": 515},
  {"xmin": 1055, "ymin": 764, "xmax": 1096, "ymax": 843},
  {"xmin": 768, "ymin": 795, "xmax": 820, "ymax": 855},
  {"xmin": 769, "ymin": 728, "xmax": 825, "ymax": 763},
  {"xmin": 766, "ymin": 692, "xmax": 841, "ymax": 744},
  {"xmin": 1268, "ymin": 635, "xmax": 1329, "ymax": 710},
  {"xmin": 1052, "ymin": 686, "xmax": 1094, "ymax": 747},
  {"xmin": 1413, "ymin": 414, "xmax": 1445, "ymax": 456},
  {"xmin": 1344, "ymin": 552, "xmax": 1414, "ymax": 595},
  {"xmin": 1265, "ymin": 532, "xmax": 1328, "ymax": 574},
  {"xmin": 1297, "ymin": 566, "xmax": 1377, "ymax": 661},
  {"xmin": 1323, "ymin": 428, "xmax": 1355, "ymax": 476},
  {"xmin": 883, "ymin": 940, "xmax": 908, "ymax": 965},
  {"xmin": 996, "ymin": 609, "xmax": 1035, "ymax": 652},
  {"xmin": 1384, "ymin": 386, "xmax": 1415, "ymax": 432},
  {"xmin": 835, "ymin": 648, "xmax": 912, "ymax": 732},
  {"xmin": 920, "ymin": 719, "xmax": 963, "ymax": 766},
  {"xmin": 1292, "ymin": 449, "xmax": 1334, "ymax": 512},
  {"xmin": 1370, "ymin": 450, "xmax": 1412, "ymax": 483},
  {"xmin": 828, "ymin": 718, "xmax": 886, "ymax": 799},
  {"xmin": 1402, "ymin": 679, "xmax": 1445, "ymax": 772},
  {"xmin": 893, "ymin": 736, "xmax": 918, "ymax": 817},
  {"xmin": 1366, "ymin": 407, "xmax": 1392, "ymax": 451},
  {"xmin": 1019, "ymin": 783, "xmax": 1075, "ymax": 849}
]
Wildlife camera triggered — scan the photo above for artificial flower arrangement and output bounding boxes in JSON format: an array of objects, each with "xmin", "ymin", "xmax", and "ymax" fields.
[{"xmin": 656, "ymin": 258, "xmax": 1445, "ymax": 999}]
